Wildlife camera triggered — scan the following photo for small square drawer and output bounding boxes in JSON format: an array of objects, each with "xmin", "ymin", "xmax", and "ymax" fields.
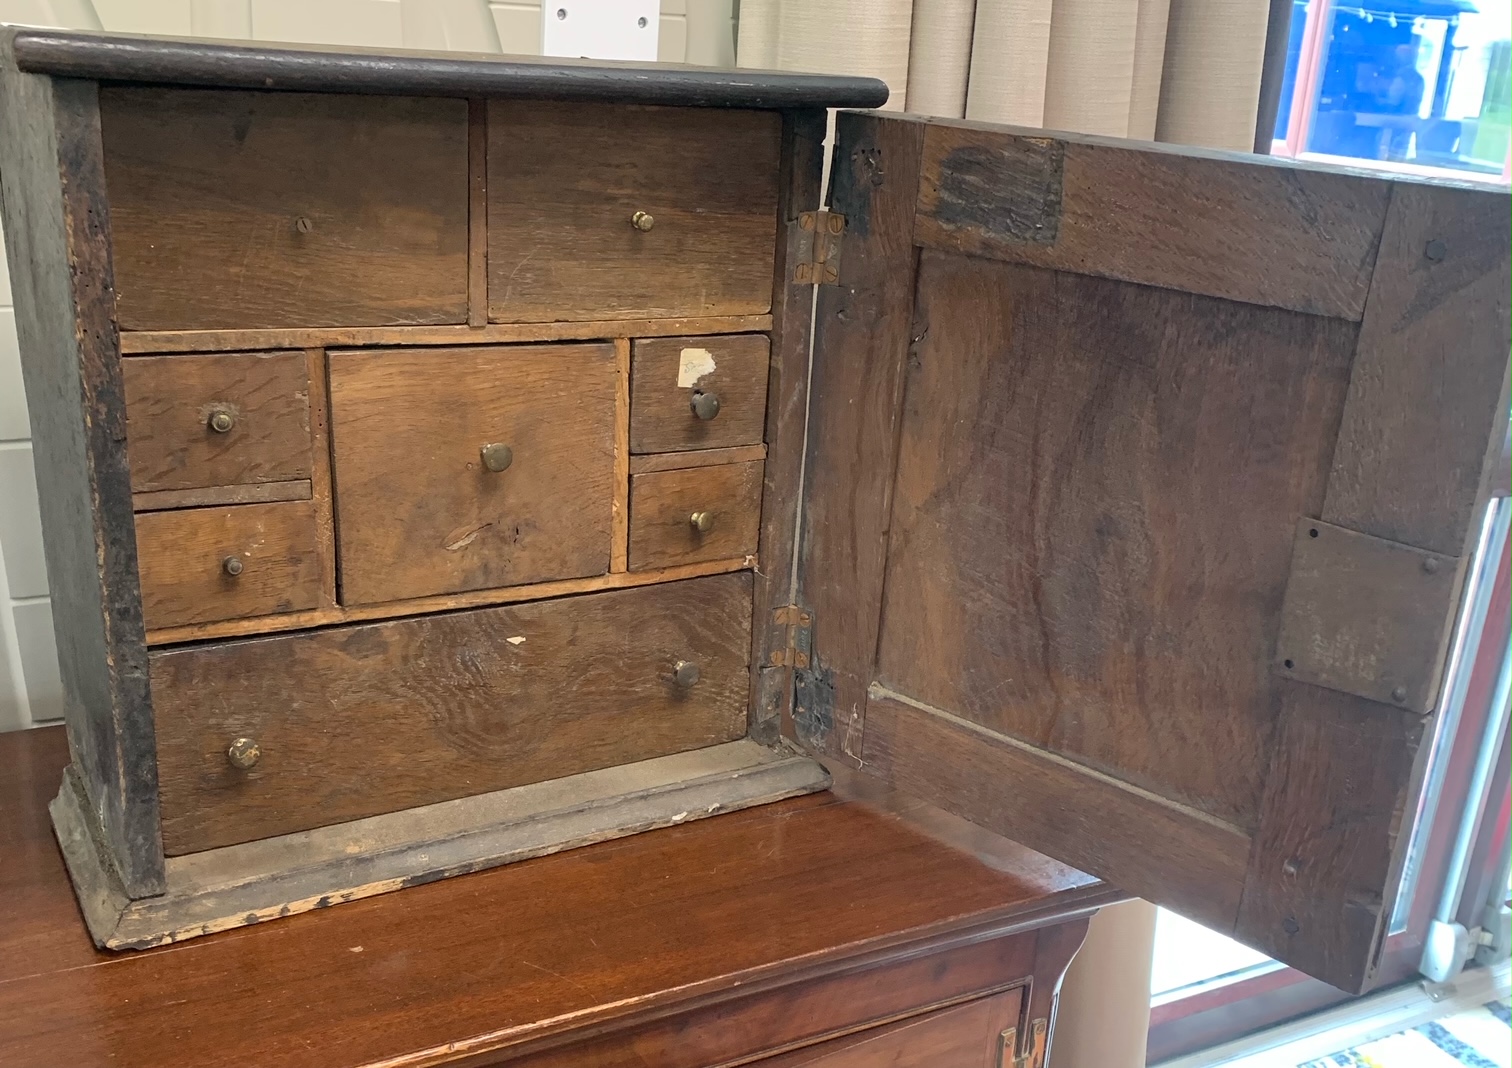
[
  {"xmin": 135, "ymin": 501, "xmax": 324, "ymax": 631},
  {"xmin": 101, "ymin": 88, "xmax": 469, "ymax": 330},
  {"xmin": 123, "ymin": 351, "xmax": 311, "ymax": 498},
  {"xmin": 631, "ymin": 335, "xmax": 770, "ymax": 454},
  {"xmin": 487, "ymin": 101, "xmax": 781, "ymax": 323},
  {"xmin": 629, "ymin": 461, "xmax": 763, "ymax": 572}
]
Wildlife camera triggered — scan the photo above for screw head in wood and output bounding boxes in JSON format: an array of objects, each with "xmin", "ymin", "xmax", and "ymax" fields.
[
  {"xmin": 1391, "ymin": 685, "xmax": 1408, "ymax": 703},
  {"xmin": 631, "ymin": 210, "xmax": 655, "ymax": 232},
  {"xmin": 480, "ymin": 442, "xmax": 514, "ymax": 473},
  {"xmin": 207, "ymin": 408, "xmax": 236, "ymax": 433},
  {"xmin": 222, "ymin": 555, "xmax": 244, "ymax": 577},
  {"xmin": 689, "ymin": 510, "xmax": 715, "ymax": 533},
  {"xmin": 690, "ymin": 391, "xmax": 721, "ymax": 421},
  {"xmin": 1424, "ymin": 238, "xmax": 1447, "ymax": 262},
  {"xmin": 227, "ymin": 736, "xmax": 261, "ymax": 770},
  {"xmin": 294, "ymin": 215, "xmax": 313, "ymax": 234},
  {"xmin": 673, "ymin": 660, "xmax": 701, "ymax": 687}
]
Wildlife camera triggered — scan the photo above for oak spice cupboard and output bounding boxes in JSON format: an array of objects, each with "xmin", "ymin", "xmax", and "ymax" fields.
[{"xmin": 2, "ymin": 28, "xmax": 1507, "ymax": 1002}]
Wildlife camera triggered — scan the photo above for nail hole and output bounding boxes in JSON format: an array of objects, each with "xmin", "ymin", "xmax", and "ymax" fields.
[
  {"xmin": 637, "ymin": 15, "xmax": 648, "ymax": 26},
  {"xmin": 1284, "ymin": 659, "xmax": 1295, "ymax": 669},
  {"xmin": 1308, "ymin": 527, "xmax": 1319, "ymax": 538},
  {"xmin": 556, "ymin": 7, "xmax": 567, "ymax": 18}
]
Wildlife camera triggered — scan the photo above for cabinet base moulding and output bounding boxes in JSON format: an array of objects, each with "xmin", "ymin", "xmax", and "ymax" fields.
[{"xmin": 51, "ymin": 739, "xmax": 828, "ymax": 950}]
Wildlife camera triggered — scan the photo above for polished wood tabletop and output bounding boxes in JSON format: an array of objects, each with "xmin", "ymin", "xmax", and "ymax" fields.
[{"xmin": 0, "ymin": 726, "xmax": 1117, "ymax": 1068}]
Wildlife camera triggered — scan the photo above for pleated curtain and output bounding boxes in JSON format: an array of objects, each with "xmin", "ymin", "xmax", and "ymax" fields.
[{"xmin": 736, "ymin": 0, "xmax": 1273, "ymax": 152}]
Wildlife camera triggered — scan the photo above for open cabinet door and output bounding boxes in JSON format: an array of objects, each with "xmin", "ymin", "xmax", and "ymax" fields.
[{"xmin": 794, "ymin": 111, "xmax": 1510, "ymax": 994}]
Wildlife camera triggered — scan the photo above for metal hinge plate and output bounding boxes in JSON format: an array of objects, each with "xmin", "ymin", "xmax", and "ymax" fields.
[
  {"xmin": 998, "ymin": 1018, "xmax": 1048, "ymax": 1068},
  {"xmin": 793, "ymin": 210, "xmax": 845, "ymax": 286},
  {"xmin": 770, "ymin": 605, "xmax": 812, "ymax": 668}
]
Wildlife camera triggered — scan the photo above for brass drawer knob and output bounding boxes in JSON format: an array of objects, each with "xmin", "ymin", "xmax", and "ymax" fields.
[
  {"xmin": 227, "ymin": 736, "xmax": 261, "ymax": 770},
  {"xmin": 222, "ymin": 555, "xmax": 244, "ymax": 577},
  {"xmin": 631, "ymin": 211, "xmax": 655, "ymax": 232},
  {"xmin": 689, "ymin": 511, "xmax": 715, "ymax": 533},
  {"xmin": 480, "ymin": 443, "xmax": 514, "ymax": 473},
  {"xmin": 207, "ymin": 407, "xmax": 236, "ymax": 434},
  {"xmin": 690, "ymin": 391, "xmax": 720, "ymax": 421},
  {"xmin": 673, "ymin": 660, "xmax": 701, "ymax": 687}
]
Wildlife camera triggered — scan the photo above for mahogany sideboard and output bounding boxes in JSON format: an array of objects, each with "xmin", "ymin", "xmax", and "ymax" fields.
[{"xmin": 0, "ymin": 726, "xmax": 1123, "ymax": 1068}]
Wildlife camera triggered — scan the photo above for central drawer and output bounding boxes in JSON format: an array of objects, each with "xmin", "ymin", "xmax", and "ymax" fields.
[
  {"xmin": 152, "ymin": 571, "xmax": 754, "ymax": 855},
  {"xmin": 328, "ymin": 342, "xmax": 616, "ymax": 605}
]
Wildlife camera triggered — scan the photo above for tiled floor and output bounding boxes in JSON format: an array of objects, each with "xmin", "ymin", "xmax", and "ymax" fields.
[{"xmin": 1298, "ymin": 1000, "xmax": 1511, "ymax": 1067}]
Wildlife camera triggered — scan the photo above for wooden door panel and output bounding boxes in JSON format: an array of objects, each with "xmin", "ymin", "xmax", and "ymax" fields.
[{"xmin": 800, "ymin": 110, "xmax": 1511, "ymax": 993}]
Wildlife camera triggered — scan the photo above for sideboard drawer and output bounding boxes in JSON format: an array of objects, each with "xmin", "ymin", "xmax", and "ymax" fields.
[
  {"xmin": 135, "ymin": 500, "xmax": 324, "ymax": 630},
  {"xmin": 151, "ymin": 572, "xmax": 754, "ymax": 854},
  {"xmin": 487, "ymin": 101, "xmax": 781, "ymax": 323},
  {"xmin": 329, "ymin": 343, "xmax": 616, "ymax": 605},
  {"xmin": 100, "ymin": 88, "xmax": 469, "ymax": 331},
  {"xmin": 631, "ymin": 335, "xmax": 771, "ymax": 453},
  {"xmin": 123, "ymin": 351, "xmax": 311, "ymax": 496},
  {"xmin": 629, "ymin": 461, "xmax": 763, "ymax": 572}
]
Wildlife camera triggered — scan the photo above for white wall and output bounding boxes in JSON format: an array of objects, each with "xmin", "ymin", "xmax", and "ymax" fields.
[{"xmin": 0, "ymin": 0, "xmax": 737, "ymax": 731}]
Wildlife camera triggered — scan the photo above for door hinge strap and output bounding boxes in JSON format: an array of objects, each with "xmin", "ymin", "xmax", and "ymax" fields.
[
  {"xmin": 793, "ymin": 210, "xmax": 845, "ymax": 286},
  {"xmin": 998, "ymin": 1018, "xmax": 1048, "ymax": 1068},
  {"xmin": 770, "ymin": 605, "xmax": 812, "ymax": 668}
]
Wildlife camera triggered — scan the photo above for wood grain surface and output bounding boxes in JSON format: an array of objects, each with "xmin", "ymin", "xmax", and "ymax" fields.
[
  {"xmin": 630, "ymin": 334, "xmax": 771, "ymax": 453},
  {"xmin": 100, "ymin": 87, "xmax": 468, "ymax": 330},
  {"xmin": 629, "ymin": 444, "xmax": 767, "ymax": 474},
  {"xmin": 132, "ymin": 479, "xmax": 311, "ymax": 512},
  {"xmin": 328, "ymin": 343, "xmax": 616, "ymax": 604},
  {"xmin": 487, "ymin": 101, "xmax": 780, "ymax": 323},
  {"xmin": 134, "ymin": 500, "xmax": 323, "ymax": 630},
  {"xmin": 122, "ymin": 350, "xmax": 310, "ymax": 494},
  {"xmin": 629, "ymin": 460, "xmax": 764, "ymax": 572},
  {"xmin": 152, "ymin": 572, "xmax": 754, "ymax": 854}
]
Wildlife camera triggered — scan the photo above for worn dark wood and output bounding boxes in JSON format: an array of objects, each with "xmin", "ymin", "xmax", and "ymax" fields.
[
  {"xmin": 630, "ymin": 334, "xmax": 771, "ymax": 452},
  {"xmin": 132, "ymin": 479, "xmax": 312, "ymax": 512},
  {"xmin": 487, "ymin": 101, "xmax": 780, "ymax": 323},
  {"xmin": 134, "ymin": 500, "xmax": 324, "ymax": 630},
  {"xmin": 628, "ymin": 461, "xmax": 764, "ymax": 572},
  {"xmin": 796, "ymin": 111, "xmax": 927, "ymax": 761},
  {"xmin": 101, "ymin": 87, "xmax": 468, "ymax": 330},
  {"xmin": 328, "ymin": 343, "xmax": 616, "ymax": 604},
  {"xmin": 8, "ymin": 28, "xmax": 891, "ymax": 109},
  {"xmin": 467, "ymin": 98, "xmax": 488, "ymax": 328},
  {"xmin": 913, "ymin": 117, "xmax": 1392, "ymax": 320},
  {"xmin": 630, "ymin": 444, "xmax": 767, "ymax": 474},
  {"xmin": 153, "ymin": 572, "xmax": 754, "ymax": 854},
  {"xmin": 612, "ymin": 337, "xmax": 632, "ymax": 572},
  {"xmin": 122, "ymin": 350, "xmax": 311, "ymax": 494},
  {"xmin": 0, "ymin": 726, "xmax": 1113, "ymax": 1068},
  {"xmin": 0, "ymin": 56, "xmax": 163, "ymax": 896},
  {"xmin": 748, "ymin": 108, "xmax": 826, "ymax": 745}
]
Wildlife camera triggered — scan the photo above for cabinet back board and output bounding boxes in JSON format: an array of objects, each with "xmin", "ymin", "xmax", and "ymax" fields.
[{"xmin": 797, "ymin": 111, "xmax": 1510, "ymax": 994}]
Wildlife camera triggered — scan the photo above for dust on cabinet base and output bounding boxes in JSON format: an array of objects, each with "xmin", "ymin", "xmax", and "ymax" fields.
[{"xmin": 52, "ymin": 738, "xmax": 828, "ymax": 950}]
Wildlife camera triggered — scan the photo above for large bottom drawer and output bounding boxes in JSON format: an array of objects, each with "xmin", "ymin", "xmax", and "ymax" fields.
[{"xmin": 152, "ymin": 572, "xmax": 753, "ymax": 855}]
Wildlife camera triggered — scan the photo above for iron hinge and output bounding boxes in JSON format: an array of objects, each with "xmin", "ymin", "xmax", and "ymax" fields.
[
  {"xmin": 793, "ymin": 210, "xmax": 845, "ymax": 286},
  {"xmin": 998, "ymin": 1018, "xmax": 1048, "ymax": 1068},
  {"xmin": 770, "ymin": 605, "xmax": 812, "ymax": 668}
]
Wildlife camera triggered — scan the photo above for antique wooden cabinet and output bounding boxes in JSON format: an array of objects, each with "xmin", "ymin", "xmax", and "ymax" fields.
[{"xmin": 2, "ymin": 28, "xmax": 1507, "ymax": 1000}]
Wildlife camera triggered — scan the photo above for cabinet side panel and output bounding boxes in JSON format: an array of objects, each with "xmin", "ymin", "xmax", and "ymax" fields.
[{"xmin": 0, "ymin": 64, "xmax": 163, "ymax": 894}]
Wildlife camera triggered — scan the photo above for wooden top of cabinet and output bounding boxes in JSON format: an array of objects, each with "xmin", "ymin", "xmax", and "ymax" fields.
[
  {"xmin": 0, "ymin": 726, "xmax": 1118, "ymax": 1068},
  {"xmin": 3, "ymin": 27, "xmax": 891, "ymax": 108}
]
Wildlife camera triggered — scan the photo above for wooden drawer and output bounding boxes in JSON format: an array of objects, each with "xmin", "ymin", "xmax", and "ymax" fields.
[
  {"xmin": 631, "ymin": 334, "xmax": 770, "ymax": 453},
  {"xmin": 151, "ymin": 572, "xmax": 754, "ymax": 855},
  {"xmin": 487, "ymin": 101, "xmax": 781, "ymax": 323},
  {"xmin": 100, "ymin": 88, "xmax": 469, "ymax": 330},
  {"xmin": 123, "ymin": 351, "xmax": 311, "ymax": 499},
  {"xmin": 329, "ymin": 343, "xmax": 616, "ymax": 605},
  {"xmin": 135, "ymin": 501, "xmax": 324, "ymax": 631},
  {"xmin": 751, "ymin": 991, "xmax": 1021, "ymax": 1067},
  {"xmin": 629, "ymin": 461, "xmax": 763, "ymax": 572}
]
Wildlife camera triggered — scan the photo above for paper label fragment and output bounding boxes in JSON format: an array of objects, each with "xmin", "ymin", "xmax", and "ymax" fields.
[{"xmin": 677, "ymin": 348, "xmax": 716, "ymax": 388}]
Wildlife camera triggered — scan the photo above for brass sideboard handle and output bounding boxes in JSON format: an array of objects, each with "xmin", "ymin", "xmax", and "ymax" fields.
[
  {"xmin": 631, "ymin": 210, "xmax": 655, "ymax": 232},
  {"xmin": 673, "ymin": 660, "xmax": 701, "ymax": 687},
  {"xmin": 690, "ymin": 391, "xmax": 720, "ymax": 421},
  {"xmin": 689, "ymin": 511, "xmax": 715, "ymax": 533},
  {"xmin": 222, "ymin": 555, "xmax": 245, "ymax": 577},
  {"xmin": 207, "ymin": 407, "xmax": 236, "ymax": 433},
  {"xmin": 227, "ymin": 737, "xmax": 261, "ymax": 770},
  {"xmin": 480, "ymin": 443, "xmax": 514, "ymax": 472}
]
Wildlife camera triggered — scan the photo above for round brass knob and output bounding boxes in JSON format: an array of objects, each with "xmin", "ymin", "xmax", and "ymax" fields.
[
  {"xmin": 480, "ymin": 443, "xmax": 514, "ymax": 473},
  {"xmin": 294, "ymin": 215, "xmax": 314, "ymax": 234},
  {"xmin": 631, "ymin": 211, "xmax": 655, "ymax": 232},
  {"xmin": 689, "ymin": 511, "xmax": 715, "ymax": 533},
  {"xmin": 673, "ymin": 660, "xmax": 701, "ymax": 687},
  {"xmin": 227, "ymin": 736, "xmax": 260, "ymax": 770},
  {"xmin": 690, "ymin": 391, "xmax": 720, "ymax": 421},
  {"xmin": 207, "ymin": 408, "xmax": 236, "ymax": 434},
  {"xmin": 222, "ymin": 555, "xmax": 244, "ymax": 577}
]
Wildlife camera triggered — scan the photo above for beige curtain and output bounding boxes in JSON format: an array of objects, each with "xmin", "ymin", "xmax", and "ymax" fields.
[{"xmin": 736, "ymin": 0, "xmax": 1270, "ymax": 150}]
